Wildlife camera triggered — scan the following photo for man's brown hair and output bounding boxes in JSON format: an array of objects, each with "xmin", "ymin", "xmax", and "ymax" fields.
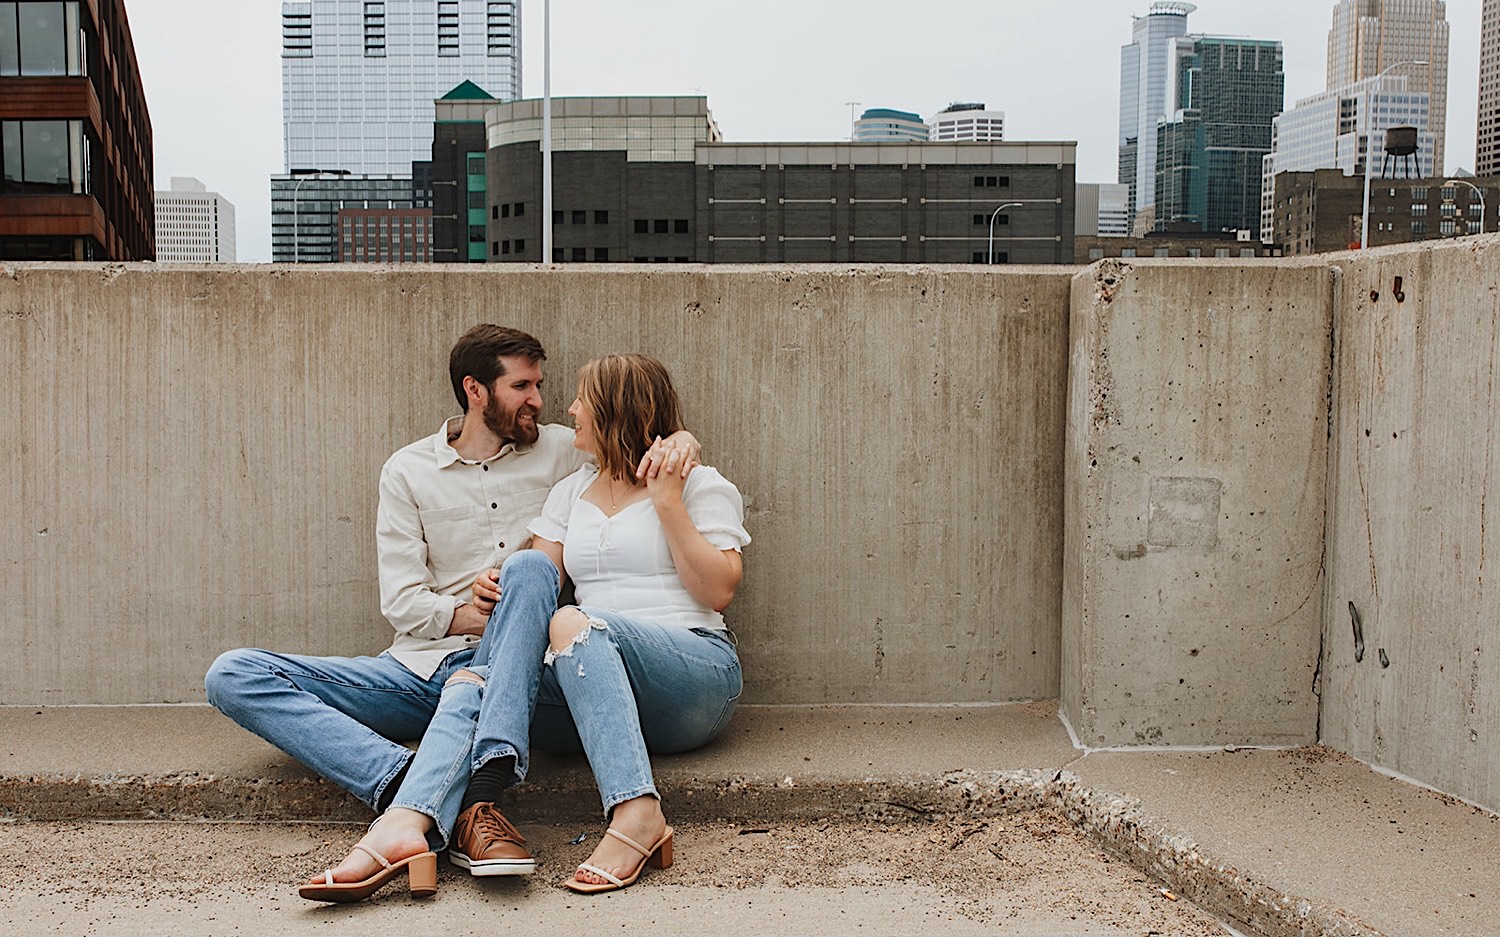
[{"xmin": 448, "ymin": 325, "xmax": 546, "ymax": 411}]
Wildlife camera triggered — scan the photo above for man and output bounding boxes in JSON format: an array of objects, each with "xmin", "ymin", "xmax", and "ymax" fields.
[{"xmin": 206, "ymin": 324, "xmax": 693, "ymax": 877}]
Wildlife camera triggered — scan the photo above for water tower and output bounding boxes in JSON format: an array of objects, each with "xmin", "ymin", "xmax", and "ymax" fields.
[{"xmin": 1381, "ymin": 126, "xmax": 1421, "ymax": 179}]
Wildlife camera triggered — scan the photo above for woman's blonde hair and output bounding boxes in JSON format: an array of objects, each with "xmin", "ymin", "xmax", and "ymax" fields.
[{"xmin": 576, "ymin": 354, "xmax": 684, "ymax": 481}]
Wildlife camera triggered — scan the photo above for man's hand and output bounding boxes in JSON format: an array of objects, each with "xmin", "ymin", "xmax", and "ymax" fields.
[
  {"xmin": 471, "ymin": 567, "xmax": 501, "ymax": 614},
  {"xmin": 448, "ymin": 602, "xmax": 489, "ymax": 637},
  {"xmin": 637, "ymin": 430, "xmax": 700, "ymax": 480}
]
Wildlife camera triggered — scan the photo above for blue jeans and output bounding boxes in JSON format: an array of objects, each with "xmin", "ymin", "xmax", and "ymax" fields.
[
  {"xmin": 204, "ymin": 550, "xmax": 560, "ymax": 812},
  {"xmin": 390, "ymin": 601, "xmax": 740, "ymax": 847}
]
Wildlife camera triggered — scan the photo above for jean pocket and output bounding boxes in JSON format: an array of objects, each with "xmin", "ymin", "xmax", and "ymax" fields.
[{"xmin": 705, "ymin": 672, "xmax": 743, "ymax": 741}]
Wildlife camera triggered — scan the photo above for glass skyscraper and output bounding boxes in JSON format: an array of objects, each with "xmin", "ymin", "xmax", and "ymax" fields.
[
  {"xmin": 1325, "ymin": 0, "xmax": 1449, "ymax": 172},
  {"xmin": 1118, "ymin": 1, "xmax": 1195, "ymax": 232},
  {"xmin": 281, "ymin": 0, "xmax": 520, "ymax": 175},
  {"xmin": 1153, "ymin": 37, "xmax": 1284, "ymax": 238}
]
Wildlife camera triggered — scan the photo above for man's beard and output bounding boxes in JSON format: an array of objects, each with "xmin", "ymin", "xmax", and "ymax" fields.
[{"xmin": 483, "ymin": 393, "xmax": 540, "ymax": 446}]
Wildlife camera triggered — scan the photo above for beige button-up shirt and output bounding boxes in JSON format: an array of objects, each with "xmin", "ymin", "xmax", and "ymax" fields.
[{"xmin": 376, "ymin": 416, "xmax": 586, "ymax": 679}]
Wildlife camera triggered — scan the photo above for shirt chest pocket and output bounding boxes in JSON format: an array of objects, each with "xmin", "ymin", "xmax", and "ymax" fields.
[{"xmin": 418, "ymin": 504, "xmax": 483, "ymax": 584}]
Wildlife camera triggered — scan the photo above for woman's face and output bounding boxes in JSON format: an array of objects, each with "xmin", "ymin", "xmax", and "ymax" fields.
[{"xmin": 567, "ymin": 391, "xmax": 596, "ymax": 454}]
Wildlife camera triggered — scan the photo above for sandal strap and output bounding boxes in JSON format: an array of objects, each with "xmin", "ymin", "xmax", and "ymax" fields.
[
  {"xmin": 576, "ymin": 862, "xmax": 624, "ymax": 887},
  {"xmin": 350, "ymin": 843, "xmax": 393, "ymax": 869},
  {"xmin": 604, "ymin": 827, "xmax": 651, "ymax": 857}
]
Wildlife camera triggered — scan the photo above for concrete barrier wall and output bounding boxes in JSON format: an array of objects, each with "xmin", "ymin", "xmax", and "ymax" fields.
[
  {"xmin": 1061, "ymin": 260, "xmax": 1334, "ymax": 748},
  {"xmin": 1321, "ymin": 237, "xmax": 1500, "ymax": 811},
  {"xmin": 0, "ymin": 263, "xmax": 1071, "ymax": 705}
]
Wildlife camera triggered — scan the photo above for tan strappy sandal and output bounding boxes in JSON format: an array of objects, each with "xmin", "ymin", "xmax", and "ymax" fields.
[
  {"xmin": 564, "ymin": 826, "xmax": 674, "ymax": 894},
  {"xmin": 298, "ymin": 843, "xmax": 438, "ymax": 903}
]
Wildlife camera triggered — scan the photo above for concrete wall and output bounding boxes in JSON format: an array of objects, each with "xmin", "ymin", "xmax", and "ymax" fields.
[
  {"xmin": 1320, "ymin": 237, "xmax": 1500, "ymax": 810},
  {"xmin": 1061, "ymin": 259, "xmax": 1334, "ymax": 748},
  {"xmin": 0, "ymin": 262, "xmax": 1070, "ymax": 705}
]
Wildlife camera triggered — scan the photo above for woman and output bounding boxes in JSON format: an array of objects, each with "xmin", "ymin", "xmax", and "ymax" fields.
[{"xmin": 300, "ymin": 354, "xmax": 747, "ymax": 900}]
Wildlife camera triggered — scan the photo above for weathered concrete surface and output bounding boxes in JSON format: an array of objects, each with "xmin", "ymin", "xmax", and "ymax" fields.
[
  {"xmin": 0, "ymin": 263, "xmax": 1070, "ymax": 705},
  {"xmin": 7, "ymin": 704, "xmax": 1500, "ymax": 936},
  {"xmin": 1321, "ymin": 236, "xmax": 1500, "ymax": 813},
  {"xmin": 1061, "ymin": 260, "xmax": 1333, "ymax": 747}
]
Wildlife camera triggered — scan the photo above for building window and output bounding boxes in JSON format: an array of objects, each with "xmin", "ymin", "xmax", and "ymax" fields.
[
  {"xmin": 492, "ymin": 240, "xmax": 500, "ymax": 256},
  {"xmin": 571, "ymin": 210, "xmax": 586, "ymax": 224},
  {"xmin": 973, "ymin": 175, "xmax": 1010, "ymax": 188},
  {"xmin": 1411, "ymin": 203, "xmax": 1427, "ymax": 217},
  {"xmin": 1441, "ymin": 186, "xmax": 1456, "ymax": 201},
  {"xmin": 1441, "ymin": 220, "xmax": 1457, "ymax": 236},
  {"xmin": 1440, "ymin": 203, "xmax": 1456, "ymax": 217},
  {"xmin": 571, "ymin": 247, "xmax": 587, "ymax": 261},
  {"xmin": 1154, "ymin": 247, "xmax": 1169, "ymax": 257},
  {"xmin": 594, "ymin": 210, "xmax": 609, "ymax": 224},
  {"xmin": 513, "ymin": 202, "xmax": 524, "ymax": 216},
  {"xmin": 1186, "ymin": 248, "xmax": 1201, "ymax": 258},
  {"xmin": 1214, "ymin": 248, "xmax": 1230, "ymax": 257},
  {"xmin": 1120, "ymin": 248, "xmax": 1137, "ymax": 258},
  {"xmin": 486, "ymin": 1, "xmax": 513, "ymax": 55},
  {"xmin": 674, "ymin": 219, "xmax": 689, "ymax": 233},
  {"xmin": 469, "ymin": 225, "xmax": 485, "ymax": 244},
  {"xmin": 1411, "ymin": 186, "xmax": 1429, "ymax": 200},
  {"xmin": 498, "ymin": 204, "xmax": 507, "ymax": 218},
  {"xmin": 0, "ymin": 119, "xmax": 89, "ymax": 195},
  {"xmin": 674, "ymin": 256, "xmax": 689, "ymax": 262},
  {"xmin": 363, "ymin": 2, "xmax": 385, "ymax": 56},
  {"xmin": 467, "ymin": 156, "xmax": 485, "ymax": 175},
  {"xmin": 3, "ymin": 0, "xmax": 85, "ymax": 76},
  {"xmin": 1411, "ymin": 221, "xmax": 1427, "ymax": 235},
  {"xmin": 552, "ymin": 210, "xmax": 563, "ymax": 224},
  {"xmin": 513, "ymin": 239, "xmax": 524, "ymax": 253},
  {"xmin": 1239, "ymin": 248, "xmax": 1255, "ymax": 258},
  {"xmin": 500, "ymin": 241, "xmax": 510, "ymax": 254},
  {"xmin": 437, "ymin": 0, "xmax": 459, "ymax": 55},
  {"xmin": 1470, "ymin": 221, "xmax": 1483, "ymax": 234},
  {"xmin": 467, "ymin": 190, "xmax": 485, "ymax": 209},
  {"xmin": 634, "ymin": 219, "xmax": 648, "ymax": 234},
  {"xmin": 552, "ymin": 248, "xmax": 563, "ymax": 262},
  {"xmin": 594, "ymin": 247, "xmax": 609, "ymax": 261},
  {"xmin": 1087, "ymin": 248, "xmax": 1104, "ymax": 260},
  {"xmin": 654, "ymin": 219, "xmax": 669, "ymax": 234}
]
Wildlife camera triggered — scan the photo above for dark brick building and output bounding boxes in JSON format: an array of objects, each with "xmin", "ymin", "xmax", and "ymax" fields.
[
  {"xmin": 1271, "ymin": 168, "xmax": 1499, "ymax": 254},
  {"xmin": 473, "ymin": 96, "xmax": 1076, "ymax": 265},
  {"xmin": 0, "ymin": 0, "xmax": 153, "ymax": 260}
]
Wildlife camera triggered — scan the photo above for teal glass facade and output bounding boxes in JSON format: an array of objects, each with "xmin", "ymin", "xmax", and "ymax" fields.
[{"xmin": 1154, "ymin": 37, "xmax": 1284, "ymax": 237}]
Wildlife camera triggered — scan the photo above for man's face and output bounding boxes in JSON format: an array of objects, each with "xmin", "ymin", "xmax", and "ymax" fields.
[{"xmin": 479, "ymin": 355, "xmax": 544, "ymax": 446}]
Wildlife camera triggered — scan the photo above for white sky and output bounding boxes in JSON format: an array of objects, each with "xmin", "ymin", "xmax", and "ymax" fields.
[{"xmin": 124, "ymin": 0, "xmax": 1485, "ymax": 262}]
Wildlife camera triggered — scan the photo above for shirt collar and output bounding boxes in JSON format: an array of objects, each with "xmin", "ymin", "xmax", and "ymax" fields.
[{"xmin": 434, "ymin": 415, "xmax": 534, "ymax": 468}]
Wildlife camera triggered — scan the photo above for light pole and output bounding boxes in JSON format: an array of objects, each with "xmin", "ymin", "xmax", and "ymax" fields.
[
  {"xmin": 541, "ymin": 0, "xmax": 553, "ymax": 263},
  {"xmin": 1361, "ymin": 59, "xmax": 1428, "ymax": 250},
  {"xmin": 289, "ymin": 169, "xmax": 350, "ymax": 263},
  {"xmin": 1443, "ymin": 178, "xmax": 1487, "ymax": 235},
  {"xmin": 987, "ymin": 202, "xmax": 1022, "ymax": 264}
]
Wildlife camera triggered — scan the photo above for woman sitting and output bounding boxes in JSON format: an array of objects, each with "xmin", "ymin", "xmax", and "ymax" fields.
[{"xmin": 300, "ymin": 353, "xmax": 747, "ymax": 900}]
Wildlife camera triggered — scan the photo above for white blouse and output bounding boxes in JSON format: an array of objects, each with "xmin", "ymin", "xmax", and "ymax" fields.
[{"xmin": 528, "ymin": 464, "xmax": 751, "ymax": 631}]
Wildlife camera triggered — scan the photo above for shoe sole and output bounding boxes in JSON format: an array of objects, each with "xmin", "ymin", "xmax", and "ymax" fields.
[{"xmin": 448, "ymin": 850, "xmax": 536, "ymax": 876}]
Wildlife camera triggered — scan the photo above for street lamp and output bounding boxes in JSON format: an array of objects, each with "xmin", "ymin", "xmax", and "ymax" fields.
[
  {"xmin": 290, "ymin": 169, "xmax": 351, "ymax": 263},
  {"xmin": 1443, "ymin": 178, "xmax": 1487, "ymax": 235},
  {"xmin": 541, "ymin": 0, "xmax": 553, "ymax": 263},
  {"xmin": 987, "ymin": 202, "xmax": 1022, "ymax": 264},
  {"xmin": 1360, "ymin": 59, "xmax": 1428, "ymax": 250}
]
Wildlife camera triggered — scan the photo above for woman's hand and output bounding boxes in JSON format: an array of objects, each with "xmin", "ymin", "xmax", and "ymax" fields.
[
  {"xmin": 636, "ymin": 430, "xmax": 700, "ymax": 480},
  {"xmin": 471, "ymin": 567, "xmax": 501, "ymax": 615}
]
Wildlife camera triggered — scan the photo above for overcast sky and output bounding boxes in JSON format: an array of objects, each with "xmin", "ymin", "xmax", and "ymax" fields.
[{"xmin": 124, "ymin": 0, "xmax": 1484, "ymax": 262}]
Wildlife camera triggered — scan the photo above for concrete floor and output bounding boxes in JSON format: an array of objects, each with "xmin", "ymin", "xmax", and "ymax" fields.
[{"xmin": 2, "ymin": 702, "xmax": 1497, "ymax": 936}]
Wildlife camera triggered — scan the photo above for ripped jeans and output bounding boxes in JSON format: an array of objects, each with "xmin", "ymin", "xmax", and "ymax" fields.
[
  {"xmin": 540, "ymin": 608, "xmax": 741, "ymax": 814},
  {"xmin": 389, "ymin": 602, "xmax": 739, "ymax": 847}
]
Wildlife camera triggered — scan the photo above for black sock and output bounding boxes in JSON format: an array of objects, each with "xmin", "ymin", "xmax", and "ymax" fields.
[
  {"xmin": 374, "ymin": 758, "xmax": 411, "ymax": 813},
  {"xmin": 460, "ymin": 754, "xmax": 517, "ymax": 811}
]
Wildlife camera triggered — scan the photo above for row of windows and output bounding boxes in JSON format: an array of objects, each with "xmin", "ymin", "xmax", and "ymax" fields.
[
  {"xmin": 491, "ymin": 201, "xmax": 524, "ymax": 218},
  {"xmin": 1086, "ymin": 247, "xmax": 1261, "ymax": 259},
  {"xmin": 0, "ymin": 1, "xmax": 83, "ymax": 77},
  {"xmin": 1, "ymin": 119, "xmax": 91, "ymax": 195},
  {"xmin": 492, "ymin": 238, "xmax": 526, "ymax": 255}
]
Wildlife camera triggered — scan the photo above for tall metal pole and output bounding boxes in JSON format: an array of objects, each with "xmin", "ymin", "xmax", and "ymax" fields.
[
  {"xmin": 541, "ymin": 0, "xmax": 552, "ymax": 263},
  {"xmin": 987, "ymin": 202, "xmax": 1022, "ymax": 264},
  {"xmin": 1361, "ymin": 60, "xmax": 1427, "ymax": 250}
]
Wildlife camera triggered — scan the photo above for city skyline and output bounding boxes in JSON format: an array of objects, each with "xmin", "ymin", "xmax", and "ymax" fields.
[{"xmin": 123, "ymin": 0, "xmax": 1486, "ymax": 262}]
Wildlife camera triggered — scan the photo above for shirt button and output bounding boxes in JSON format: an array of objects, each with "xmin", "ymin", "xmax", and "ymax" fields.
[
  {"xmin": 498, "ymin": 542, "xmax": 506, "ymax": 549},
  {"xmin": 482, "ymin": 464, "xmax": 489, "ymax": 471},
  {"xmin": 491, "ymin": 502, "xmax": 498, "ymax": 509}
]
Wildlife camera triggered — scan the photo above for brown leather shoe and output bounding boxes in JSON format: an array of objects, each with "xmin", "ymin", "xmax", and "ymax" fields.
[{"xmin": 449, "ymin": 802, "xmax": 536, "ymax": 876}]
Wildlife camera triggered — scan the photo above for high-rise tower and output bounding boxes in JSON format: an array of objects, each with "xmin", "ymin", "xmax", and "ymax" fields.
[
  {"xmin": 1118, "ymin": 1, "xmax": 1196, "ymax": 232},
  {"xmin": 1480, "ymin": 0, "xmax": 1500, "ymax": 175},
  {"xmin": 1326, "ymin": 0, "xmax": 1449, "ymax": 171},
  {"xmin": 280, "ymin": 0, "xmax": 520, "ymax": 175}
]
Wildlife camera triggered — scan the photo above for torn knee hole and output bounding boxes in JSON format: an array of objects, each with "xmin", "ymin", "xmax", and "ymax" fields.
[
  {"xmin": 544, "ymin": 611, "xmax": 608, "ymax": 664},
  {"xmin": 444, "ymin": 669, "xmax": 486, "ymax": 689}
]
